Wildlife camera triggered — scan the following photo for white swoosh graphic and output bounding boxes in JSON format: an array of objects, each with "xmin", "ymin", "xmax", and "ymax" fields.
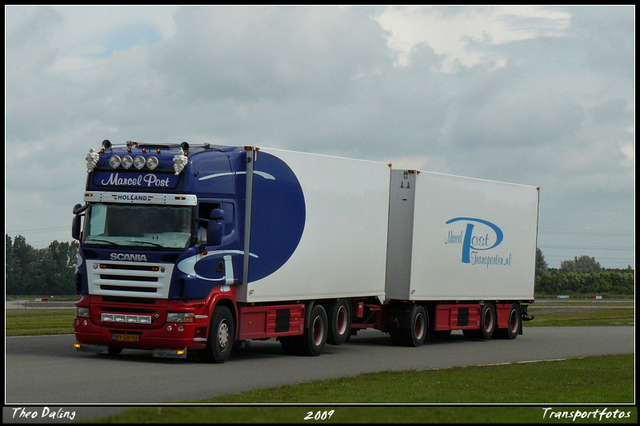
[
  {"xmin": 198, "ymin": 171, "xmax": 276, "ymax": 181},
  {"xmin": 177, "ymin": 250, "xmax": 258, "ymax": 282}
]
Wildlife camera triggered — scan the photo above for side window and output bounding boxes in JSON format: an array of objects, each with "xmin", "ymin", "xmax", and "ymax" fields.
[
  {"xmin": 198, "ymin": 202, "xmax": 221, "ymax": 222},
  {"xmin": 197, "ymin": 202, "xmax": 221, "ymax": 243}
]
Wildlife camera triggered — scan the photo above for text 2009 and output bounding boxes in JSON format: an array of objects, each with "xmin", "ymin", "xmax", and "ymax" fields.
[{"xmin": 304, "ymin": 410, "xmax": 334, "ymax": 421}]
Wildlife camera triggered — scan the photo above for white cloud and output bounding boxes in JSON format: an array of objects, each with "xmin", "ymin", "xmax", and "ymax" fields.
[
  {"xmin": 376, "ymin": 6, "xmax": 571, "ymax": 70},
  {"xmin": 4, "ymin": 5, "xmax": 634, "ymax": 268}
]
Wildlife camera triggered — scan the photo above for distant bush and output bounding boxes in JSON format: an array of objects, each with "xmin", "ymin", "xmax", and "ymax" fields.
[{"xmin": 535, "ymin": 271, "xmax": 634, "ymax": 296}]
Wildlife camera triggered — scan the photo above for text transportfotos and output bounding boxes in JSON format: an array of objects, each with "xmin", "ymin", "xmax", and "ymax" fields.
[{"xmin": 542, "ymin": 407, "xmax": 631, "ymax": 421}]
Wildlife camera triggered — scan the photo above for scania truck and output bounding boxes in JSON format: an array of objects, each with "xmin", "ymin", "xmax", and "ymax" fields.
[{"xmin": 73, "ymin": 140, "xmax": 538, "ymax": 363}]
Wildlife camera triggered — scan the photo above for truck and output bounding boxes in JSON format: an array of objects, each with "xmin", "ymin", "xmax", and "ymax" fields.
[{"xmin": 72, "ymin": 140, "xmax": 539, "ymax": 363}]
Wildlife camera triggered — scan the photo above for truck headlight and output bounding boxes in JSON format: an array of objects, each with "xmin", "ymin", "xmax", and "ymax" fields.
[
  {"xmin": 166, "ymin": 312, "xmax": 194, "ymax": 323},
  {"xmin": 77, "ymin": 307, "xmax": 90, "ymax": 318}
]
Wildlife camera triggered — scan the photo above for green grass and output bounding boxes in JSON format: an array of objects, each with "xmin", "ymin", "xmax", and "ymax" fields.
[
  {"xmin": 525, "ymin": 308, "xmax": 635, "ymax": 327},
  {"xmin": 85, "ymin": 355, "xmax": 635, "ymax": 424},
  {"xmin": 193, "ymin": 354, "xmax": 634, "ymax": 404},
  {"xmin": 5, "ymin": 309, "xmax": 76, "ymax": 336},
  {"xmin": 525, "ymin": 301, "xmax": 634, "ymax": 327}
]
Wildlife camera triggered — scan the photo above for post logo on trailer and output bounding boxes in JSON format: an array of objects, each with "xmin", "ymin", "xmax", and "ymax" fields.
[{"xmin": 444, "ymin": 217, "xmax": 512, "ymax": 268}]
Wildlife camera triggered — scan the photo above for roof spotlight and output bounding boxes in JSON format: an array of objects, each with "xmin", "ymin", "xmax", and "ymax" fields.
[
  {"xmin": 134, "ymin": 156, "xmax": 146, "ymax": 170},
  {"xmin": 146, "ymin": 156, "xmax": 159, "ymax": 170},
  {"xmin": 109, "ymin": 155, "xmax": 121, "ymax": 169},
  {"xmin": 122, "ymin": 155, "xmax": 133, "ymax": 169},
  {"xmin": 102, "ymin": 140, "xmax": 112, "ymax": 150}
]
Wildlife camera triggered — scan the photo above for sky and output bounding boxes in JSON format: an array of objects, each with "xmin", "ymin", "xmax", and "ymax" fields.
[{"xmin": 5, "ymin": 5, "xmax": 635, "ymax": 269}]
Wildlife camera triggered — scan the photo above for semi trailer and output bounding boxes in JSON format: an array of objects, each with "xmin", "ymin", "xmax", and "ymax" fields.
[{"xmin": 73, "ymin": 140, "xmax": 538, "ymax": 362}]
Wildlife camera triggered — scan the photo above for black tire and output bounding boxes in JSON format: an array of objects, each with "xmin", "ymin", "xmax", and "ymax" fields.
[
  {"xmin": 463, "ymin": 328, "xmax": 480, "ymax": 339},
  {"xmin": 326, "ymin": 299, "xmax": 351, "ymax": 345},
  {"xmin": 202, "ymin": 306, "xmax": 234, "ymax": 363},
  {"xmin": 401, "ymin": 305, "xmax": 428, "ymax": 347},
  {"xmin": 279, "ymin": 336, "xmax": 300, "ymax": 355},
  {"xmin": 479, "ymin": 302, "xmax": 496, "ymax": 339},
  {"xmin": 298, "ymin": 304, "xmax": 328, "ymax": 356},
  {"xmin": 497, "ymin": 304, "xmax": 521, "ymax": 339},
  {"xmin": 389, "ymin": 328, "xmax": 404, "ymax": 346}
]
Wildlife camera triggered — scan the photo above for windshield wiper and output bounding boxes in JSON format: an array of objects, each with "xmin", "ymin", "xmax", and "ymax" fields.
[
  {"xmin": 129, "ymin": 240, "xmax": 164, "ymax": 248},
  {"xmin": 84, "ymin": 238, "xmax": 120, "ymax": 247}
]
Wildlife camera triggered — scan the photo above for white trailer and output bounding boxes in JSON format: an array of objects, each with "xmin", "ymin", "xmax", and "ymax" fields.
[
  {"xmin": 73, "ymin": 141, "xmax": 538, "ymax": 363},
  {"xmin": 376, "ymin": 169, "xmax": 539, "ymax": 346},
  {"xmin": 238, "ymin": 148, "xmax": 391, "ymax": 304}
]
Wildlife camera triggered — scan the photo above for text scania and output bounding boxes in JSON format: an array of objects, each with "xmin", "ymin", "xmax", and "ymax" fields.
[
  {"xmin": 445, "ymin": 217, "xmax": 512, "ymax": 268},
  {"xmin": 111, "ymin": 253, "xmax": 148, "ymax": 261},
  {"xmin": 101, "ymin": 173, "xmax": 170, "ymax": 188}
]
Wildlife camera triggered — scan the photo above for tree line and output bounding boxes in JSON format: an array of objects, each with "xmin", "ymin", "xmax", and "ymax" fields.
[
  {"xmin": 535, "ymin": 249, "xmax": 634, "ymax": 296},
  {"xmin": 4, "ymin": 235, "xmax": 635, "ymax": 297},
  {"xmin": 6, "ymin": 235, "xmax": 78, "ymax": 295}
]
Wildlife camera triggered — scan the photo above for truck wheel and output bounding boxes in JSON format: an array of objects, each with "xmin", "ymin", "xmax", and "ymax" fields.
[
  {"xmin": 202, "ymin": 306, "xmax": 234, "ymax": 363},
  {"xmin": 401, "ymin": 305, "xmax": 428, "ymax": 347},
  {"xmin": 497, "ymin": 304, "xmax": 521, "ymax": 339},
  {"xmin": 479, "ymin": 302, "xmax": 496, "ymax": 339},
  {"xmin": 298, "ymin": 304, "xmax": 328, "ymax": 356},
  {"xmin": 327, "ymin": 299, "xmax": 351, "ymax": 345}
]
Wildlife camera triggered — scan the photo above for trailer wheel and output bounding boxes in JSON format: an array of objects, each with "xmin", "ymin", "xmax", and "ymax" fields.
[
  {"xmin": 396, "ymin": 305, "xmax": 428, "ymax": 347},
  {"xmin": 479, "ymin": 302, "xmax": 496, "ymax": 339},
  {"xmin": 327, "ymin": 299, "xmax": 351, "ymax": 345},
  {"xmin": 298, "ymin": 304, "xmax": 328, "ymax": 356},
  {"xmin": 497, "ymin": 304, "xmax": 521, "ymax": 339},
  {"xmin": 202, "ymin": 306, "xmax": 234, "ymax": 363}
]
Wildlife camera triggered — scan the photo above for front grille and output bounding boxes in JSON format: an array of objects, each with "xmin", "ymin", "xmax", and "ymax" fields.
[
  {"xmin": 102, "ymin": 296, "xmax": 157, "ymax": 304},
  {"xmin": 100, "ymin": 285, "xmax": 158, "ymax": 293},
  {"xmin": 86, "ymin": 260, "xmax": 173, "ymax": 299},
  {"xmin": 100, "ymin": 274, "xmax": 158, "ymax": 282}
]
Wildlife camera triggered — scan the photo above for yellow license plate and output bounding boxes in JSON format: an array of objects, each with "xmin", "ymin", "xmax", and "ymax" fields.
[{"xmin": 113, "ymin": 333, "xmax": 140, "ymax": 342}]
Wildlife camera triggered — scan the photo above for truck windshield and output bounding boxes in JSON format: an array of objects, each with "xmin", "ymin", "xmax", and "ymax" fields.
[{"xmin": 82, "ymin": 203, "xmax": 193, "ymax": 249}]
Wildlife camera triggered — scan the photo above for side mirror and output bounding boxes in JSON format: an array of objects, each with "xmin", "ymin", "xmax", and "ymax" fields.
[
  {"xmin": 207, "ymin": 209, "xmax": 225, "ymax": 246},
  {"xmin": 72, "ymin": 203, "xmax": 87, "ymax": 241},
  {"xmin": 73, "ymin": 203, "xmax": 89, "ymax": 215},
  {"xmin": 72, "ymin": 215, "xmax": 82, "ymax": 241}
]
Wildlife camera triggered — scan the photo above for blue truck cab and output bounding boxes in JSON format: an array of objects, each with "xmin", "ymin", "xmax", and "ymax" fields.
[{"xmin": 73, "ymin": 140, "xmax": 308, "ymax": 362}]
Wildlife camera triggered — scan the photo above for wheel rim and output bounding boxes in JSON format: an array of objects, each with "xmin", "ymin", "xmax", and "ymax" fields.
[
  {"xmin": 414, "ymin": 312, "xmax": 425, "ymax": 340},
  {"xmin": 484, "ymin": 308, "xmax": 494, "ymax": 332},
  {"xmin": 218, "ymin": 321, "xmax": 229, "ymax": 349},
  {"xmin": 336, "ymin": 305, "xmax": 347, "ymax": 335},
  {"xmin": 312, "ymin": 316, "xmax": 324, "ymax": 346},
  {"xmin": 509, "ymin": 309, "xmax": 518, "ymax": 333}
]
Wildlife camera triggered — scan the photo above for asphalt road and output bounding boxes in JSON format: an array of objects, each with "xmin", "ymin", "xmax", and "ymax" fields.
[{"xmin": 5, "ymin": 326, "xmax": 634, "ymax": 407}]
